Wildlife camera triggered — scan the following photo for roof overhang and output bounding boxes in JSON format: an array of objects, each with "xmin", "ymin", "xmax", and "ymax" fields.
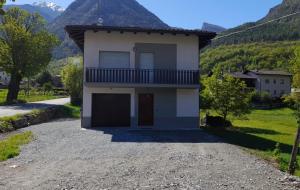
[{"xmin": 65, "ymin": 25, "xmax": 217, "ymax": 51}]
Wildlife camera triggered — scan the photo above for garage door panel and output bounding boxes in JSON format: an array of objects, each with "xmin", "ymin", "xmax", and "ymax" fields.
[{"xmin": 92, "ymin": 94, "xmax": 131, "ymax": 127}]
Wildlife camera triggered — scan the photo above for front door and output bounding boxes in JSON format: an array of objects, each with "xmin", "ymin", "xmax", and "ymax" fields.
[{"xmin": 138, "ymin": 94, "xmax": 154, "ymax": 127}]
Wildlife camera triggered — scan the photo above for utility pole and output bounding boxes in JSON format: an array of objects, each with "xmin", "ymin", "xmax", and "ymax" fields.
[{"xmin": 288, "ymin": 103, "xmax": 300, "ymax": 175}]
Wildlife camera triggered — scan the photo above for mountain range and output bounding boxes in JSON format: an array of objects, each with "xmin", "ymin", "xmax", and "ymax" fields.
[
  {"xmin": 213, "ymin": 0, "xmax": 300, "ymax": 45},
  {"xmin": 202, "ymin": 22, "xmax": 226, "ymax": 34},
  {"xmin": 4, "ymin": 1, "xmax": 64, "ymax": 22},
  {"xmin": 4, "ymin": 0, "xmax": 300, "ymax": 59}
]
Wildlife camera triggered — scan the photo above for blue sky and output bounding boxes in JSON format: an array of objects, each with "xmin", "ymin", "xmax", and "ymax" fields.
[{"xmin": 9, "ymin": 0, "xmax": 283, "ymax": 29}]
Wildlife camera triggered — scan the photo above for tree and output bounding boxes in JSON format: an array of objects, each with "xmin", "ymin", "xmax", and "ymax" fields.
[
  {"xmin": 202, "ymin": 67, "xmax": 251, "ymax": 121},
  {"xmin": 61, "ymin": 61, "xmax": 83, "ymax": 105},
  {"xmin": 0, "ymin": 8, "xmax": 59, "ymax": 103},
  {"xmin": 36, "ymin": 71, "xmax": 53, "ymax": 87},
  {"xmin": 288, "ymin": 47, "xmax": 300, "ymax": 175},
  {"xmin": 0, "ymin": 0, "xmax": 15, "ymax": 15}
]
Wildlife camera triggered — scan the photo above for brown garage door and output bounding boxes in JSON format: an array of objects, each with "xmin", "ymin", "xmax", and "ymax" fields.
[{"xmin": 92, "ymin": 94, "xmax": 131, "ymax": 127}]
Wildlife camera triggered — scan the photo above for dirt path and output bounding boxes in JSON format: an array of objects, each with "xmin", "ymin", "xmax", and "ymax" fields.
[{"xmin": 0, "ymin": 119, "xmax": 298, "ymax": 190}]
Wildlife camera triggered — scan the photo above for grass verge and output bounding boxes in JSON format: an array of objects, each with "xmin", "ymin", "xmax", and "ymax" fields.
[
  {"xmin": 58, "ymin": 104, "xmax": 81, "ymax": 118},
  {"xmin": 0, "ymin": 89, "xmax": 65, "ymax": 105},
  {"xmin": 0, "ymin": 131, "xmax": 33, "ymax": 161},
  {"xmin": 203, "ymin": 108, "xmax": 300, "ymax": 176}
]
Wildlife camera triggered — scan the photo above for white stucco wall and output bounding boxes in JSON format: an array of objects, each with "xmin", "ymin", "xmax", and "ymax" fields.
[
  {"xmin": 83, "ymin": 31, "xmax": 200, "ymax": 118},
  {"xmin": 176, "ymin": 89, "xmax": 199, "ymax": 117},
  {"xmin": 83, "ymin": 87, "xmax": 135, "ymax": 117},
  {"xmin": 84, "ymin": 31, "xmax": 199, "ymax": 70}
]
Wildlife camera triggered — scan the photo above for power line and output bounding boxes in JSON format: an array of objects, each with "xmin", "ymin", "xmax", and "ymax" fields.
[{"xmin": 213, "ymin": 11, "xmax": 300, "ymax": 41}]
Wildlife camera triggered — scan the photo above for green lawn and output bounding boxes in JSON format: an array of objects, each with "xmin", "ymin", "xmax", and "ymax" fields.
[
  {"xmin": 0, "ymin": 131, "xmax": 33, "ymax": 161},
  {"xmin": 203, "ymin": 108, "xmax": 300, "ymax": 176},
  {"xmin": 0, "ymin": 89, "xmax": 65, "ymax": 105}
]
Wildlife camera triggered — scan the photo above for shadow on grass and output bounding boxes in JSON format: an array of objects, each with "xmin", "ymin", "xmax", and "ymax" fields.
[
  {"xmin": 234, "ymin": 126, "xmax": 289, "ymax": 135},
  {"xmin": 204, "ymin": 127, "xmax": 293, "ymax": 154}
]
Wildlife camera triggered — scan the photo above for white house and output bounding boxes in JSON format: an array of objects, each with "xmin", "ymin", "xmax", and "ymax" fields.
[
  {"xmin": 231, "ymin": 70, "xmax": 292, "ymax": 98},
  {"xmin": 66, "ymin": 25, "xmax": 216, "ymax": 129}
]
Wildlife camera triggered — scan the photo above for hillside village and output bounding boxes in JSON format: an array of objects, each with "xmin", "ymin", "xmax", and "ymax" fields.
[{"xmin": 0, "ymin": 0, "xmax": 300, "ymax": 189}]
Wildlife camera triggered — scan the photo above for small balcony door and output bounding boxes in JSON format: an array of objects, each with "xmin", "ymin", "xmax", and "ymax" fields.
[{"xmin": 139, "ymin": 52, "xmax": 154, "ymax": 82}]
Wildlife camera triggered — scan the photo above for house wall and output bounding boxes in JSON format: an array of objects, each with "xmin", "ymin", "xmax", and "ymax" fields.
[
  {"xmin": 248, "ymin": 73, "xmax": 292, "ymax": 97},
  {"xmin": 84, "ymin": 31, "xmax": 199, "ymax": 71},
  {"xmin": 82, "ymin": 31, "xmax": 200, "ymax": 128}
]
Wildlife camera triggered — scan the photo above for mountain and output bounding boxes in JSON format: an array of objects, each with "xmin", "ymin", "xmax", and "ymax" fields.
[
  {"xmin": 4, "ymin": 1, "xmax": 64, "ymax": 22},
  {"xmin": 213, "ymin": 0, "xmax": 300, "ymax": 45},
  {"xmin": 202, "ymin": 22, "xmax": 226, "ymax": 34},
  {"xmin": 49, "ymin": 0, "xmax": 169, "ymax": 58}
]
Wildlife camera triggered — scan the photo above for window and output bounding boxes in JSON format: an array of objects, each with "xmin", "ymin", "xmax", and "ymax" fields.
[
  {"xmin": 280, "ymin": 79, "xmax": 284, "ymax": 85},
  {"xmin": 274, "ymin": 90, "xmax": 277, "ymax": 95},
  {"xmin": 265, "ymin": 79, "xmax": 270, "ymax": 84},
  {"xmin": 281, "ymin": 90, "xmax": 285, "ymax": 96},
  {"xmin": 99, "ymin": 51, "xmax": 130, "ymax": 68},
  {"xmin": 273, "ymin": 79, "xmax": 277, "ymax": 84}
]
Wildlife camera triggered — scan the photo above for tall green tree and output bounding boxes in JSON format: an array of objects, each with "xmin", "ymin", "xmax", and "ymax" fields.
[
  {"xmin": 288, "ymin": 47, "xmax": 300, "ymax": 175},
  {"xmin": 202, "ymin": 67, "xmax": 251, "ymax": 121},
  {"xmin": 0, "ymin": 8, "xmax": 59, "ymax": 103}
]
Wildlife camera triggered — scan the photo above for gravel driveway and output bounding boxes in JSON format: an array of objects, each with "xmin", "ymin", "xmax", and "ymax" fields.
[{"xmin": 0, "ymin": 119, "xmax": 299, "ymax": 190}]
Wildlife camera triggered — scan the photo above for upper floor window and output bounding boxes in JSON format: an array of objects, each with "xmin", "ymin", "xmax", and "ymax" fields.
[
  {"xmin": 273, "ymin": 79, "xmax": 277, "ymax": 84},
  {"xmin": 99, "ymin": 51, "xmax": 130, "ymax": 68},
  {"xmin": 274, "ymin": 90, "xmax": 277, "ymax": 95},
  {"xmin": 280, "ymin": 79, "xmax": 284, "ymax": 85},
  {"xmin": 265, "ymin": 79, "xmax": 270, "ymax": 84}
]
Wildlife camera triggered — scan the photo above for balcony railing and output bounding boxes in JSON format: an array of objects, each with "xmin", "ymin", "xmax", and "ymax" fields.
[{"xmin": 86, "ymin": 68, "xmax": 199, "ymax": 86}]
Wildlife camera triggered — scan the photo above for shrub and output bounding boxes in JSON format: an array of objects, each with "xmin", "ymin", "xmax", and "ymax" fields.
[
  {"xmin": 42, "ymin": 82, "xmax": 53, "ymax": 94},
  {"xmin": 205, "ymin": 115, "xmax": 232, "ymax": 128},
  {"xmin": 61, "ymin": 62, "xmax": 83, "ymax": 106},
  {"xmin": 36, "ymin": 71, "xmax": 53, "ymax": 87}
]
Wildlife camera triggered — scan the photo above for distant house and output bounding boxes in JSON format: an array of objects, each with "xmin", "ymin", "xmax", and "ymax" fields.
[
  {"xmin": 230, "ymin": 70, "xmax": 292, "ymax": 98},
  {"xmin": 65, "ymin": 25, "xmax": 216, "ymax": 129},
  {"xmin": 0, "ymin": 71, "xmax": 10, "ymax": 86}
]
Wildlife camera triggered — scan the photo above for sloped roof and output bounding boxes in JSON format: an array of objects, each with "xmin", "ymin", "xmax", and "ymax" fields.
[
  {"xmin": 248, "ymin": 70, "xmax": 292, "ymax": 76},
  {"xmin": 65, "ymin": 25, "xmax": 216, "ymax": 51},
  {"xmin": 230, "ymin": 72, "xmax": 257, "ymax": 79}
]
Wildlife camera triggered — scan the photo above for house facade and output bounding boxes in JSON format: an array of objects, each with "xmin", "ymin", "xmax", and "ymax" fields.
[
  {"xmin": 66, "ymin": 25, "xmax": 216, "ymax": 129},
  {"xmin": 231, "ymin": 70, "xmax": 292, "ymax": 98}
]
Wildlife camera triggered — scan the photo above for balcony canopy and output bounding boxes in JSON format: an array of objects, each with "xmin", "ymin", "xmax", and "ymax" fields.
[{"xmin": 65, "ymin": 25, "xmax": 217, "ymax": 51}]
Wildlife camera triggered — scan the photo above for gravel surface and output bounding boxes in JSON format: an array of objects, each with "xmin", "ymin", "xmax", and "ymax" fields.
[{"xmin": 0, "ymin": 119, "xmax": 299, "ymax": 190}]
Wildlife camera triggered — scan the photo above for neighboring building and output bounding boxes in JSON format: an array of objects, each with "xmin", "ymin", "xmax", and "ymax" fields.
[
  {"xmin": 66, "ymin": 25, "xmax": 216, "ymax": 129},
  {"xmin": 0, "ymin": 71, "xmax": 10, "ymax": 86},
  {"xmin": 230, "ymin": 70, "xmax": 292, "ymax": 98}
]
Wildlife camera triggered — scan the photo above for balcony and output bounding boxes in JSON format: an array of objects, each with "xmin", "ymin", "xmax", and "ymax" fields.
[{"xmin": 85, "ymin": 68, "xmax": 200, "ymax": 88}]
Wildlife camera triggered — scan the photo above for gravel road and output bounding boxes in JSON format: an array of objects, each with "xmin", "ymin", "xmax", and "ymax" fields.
[{"xmin": 0, "ymin": 119, "xmax": 299, "ymax": 190}]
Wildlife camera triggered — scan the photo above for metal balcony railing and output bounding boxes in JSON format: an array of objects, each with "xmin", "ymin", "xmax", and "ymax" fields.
[{"xmin": 86, "ymin": 68, "xmax": 199, "ymax": 85}]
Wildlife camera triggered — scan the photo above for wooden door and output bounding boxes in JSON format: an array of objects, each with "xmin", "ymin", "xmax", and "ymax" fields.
[{"xmin": 138, "ymin": 94, "xmax": 154, "ymax": 126}]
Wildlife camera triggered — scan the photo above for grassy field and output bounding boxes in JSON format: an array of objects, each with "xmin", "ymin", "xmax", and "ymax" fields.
[
  {"xmin": 0, "ymin": 131, "xmax": 33, "ymax": 161},
  {"xmin": 203, "ymin": 108, "xmax": 300, "ymax": 176},
  {"xmin": 0, "ymin": 89, "xmax": 64, "ymax": 105}
]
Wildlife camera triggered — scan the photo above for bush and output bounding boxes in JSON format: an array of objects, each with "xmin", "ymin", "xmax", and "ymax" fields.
[
  {"xmin": 61, "ymin": 62, "xmax": 83, "ymax": 106},
  {"xmin": 205, "ymin": 115, "xmax": 232, "ymax": 128},
  {"xmin": 42, "ymin": 82, "xmax": 53, "ymax": 94},
  {"xmin": 36, "ymin": 70, "xmax": 53, "ymax": 87}
]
